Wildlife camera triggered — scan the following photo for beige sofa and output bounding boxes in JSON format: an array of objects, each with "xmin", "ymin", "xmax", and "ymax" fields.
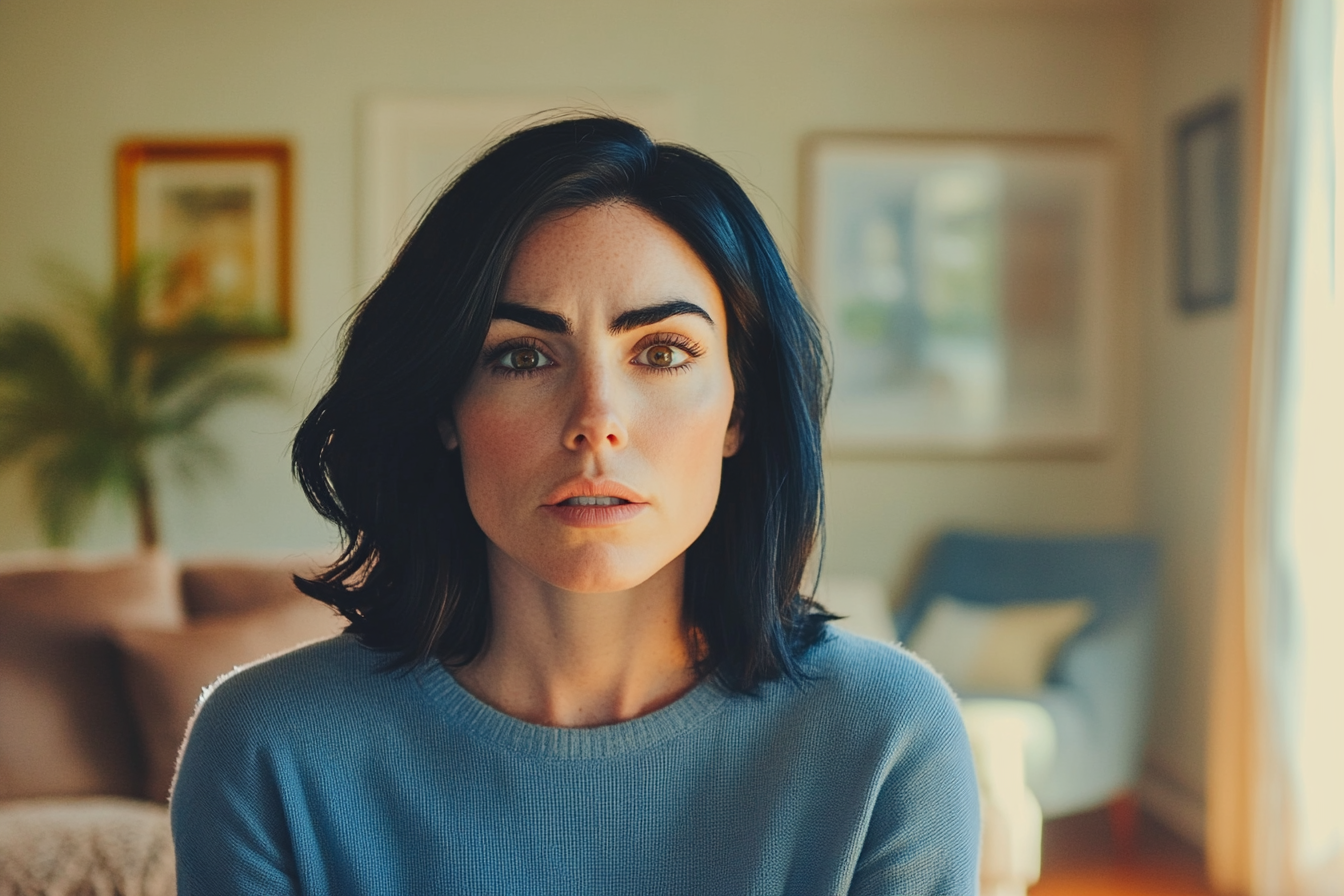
[{"xmin": 0, "ymin": 550, "xmax": 343, "ymax": 895}]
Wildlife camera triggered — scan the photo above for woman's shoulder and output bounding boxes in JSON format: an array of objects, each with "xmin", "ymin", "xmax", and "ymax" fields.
[
  {"xmin": 805, "ymin": 625, "xmax": 950, "ymax": 690},
  {"xmin": 189, "ymin": 634, "xmax": 398, "ymax": 739}
]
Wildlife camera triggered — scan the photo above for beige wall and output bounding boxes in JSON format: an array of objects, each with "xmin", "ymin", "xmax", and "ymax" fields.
[
  {"xmin": 1136, "ymin": 0, "xmax": 1258, "ymax": 842},
  {"xmin": 0, "ymin": 0, "xmax": 1152, "ymax": 563}
]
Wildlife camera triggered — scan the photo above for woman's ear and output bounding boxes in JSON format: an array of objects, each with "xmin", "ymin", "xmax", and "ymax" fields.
[
  {"xmin": 436, "ymin": 417, "xmax": 459, "ymax": 451},
  {"xmin": 723, "ymin": 408, "xmax": 743, "ymax": 458}
]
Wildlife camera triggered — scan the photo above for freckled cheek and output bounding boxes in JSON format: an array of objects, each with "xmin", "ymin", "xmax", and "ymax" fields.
[
  {"xmin": 454, "ymin": 394, "xmax": 558, "ymax": 521},
  {"xmin": 633, "ymin": 377, "xmax": 735, "ymax": 497}
]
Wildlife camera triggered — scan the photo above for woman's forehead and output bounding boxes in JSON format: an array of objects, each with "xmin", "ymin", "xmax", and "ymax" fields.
[{"xmin": 500, "ymin": 203, "xmax": 726, "ymax": 326}]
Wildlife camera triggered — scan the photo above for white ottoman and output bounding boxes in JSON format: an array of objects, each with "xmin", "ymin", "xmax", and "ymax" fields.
[{"xmin": 961, "ymin": 699, "xmax": 1048, "ymax": 896}]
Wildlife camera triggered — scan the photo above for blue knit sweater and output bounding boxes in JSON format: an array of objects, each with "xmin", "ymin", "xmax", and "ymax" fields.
[{"xmin": 171, "ymin": 627, "xmax": 979, "ymax": 895}]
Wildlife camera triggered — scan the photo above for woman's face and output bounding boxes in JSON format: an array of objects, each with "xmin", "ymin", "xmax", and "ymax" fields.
[{"xmin": 443, "ymin": 202, "xmax": 740, "ymax": 594}]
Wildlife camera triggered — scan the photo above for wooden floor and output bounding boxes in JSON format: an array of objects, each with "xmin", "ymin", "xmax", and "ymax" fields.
[{"xmin": 1031, "ymin": 809, "xmax": 1214, "ymax": 896}]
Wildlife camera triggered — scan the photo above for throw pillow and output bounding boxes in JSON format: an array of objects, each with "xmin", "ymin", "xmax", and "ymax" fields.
[
  {"xmin": 905, "ymin": 594, "xmax": 1092, "ymax": 695},
  {"xmin": 0, "ymin": 551, "xmax": 181, "ymax": 800},
  {"xmin": 179, "ymin": 554, "xmax": 334, "ymax": 617},
  {"xmin": 115, "ymin": 599, "xmax": 347, "ymax": 801}
]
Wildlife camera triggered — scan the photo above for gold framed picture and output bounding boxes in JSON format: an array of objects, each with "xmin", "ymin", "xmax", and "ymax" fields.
[{"xmin": 116, "ymin": 139, "xmax": 292, "ymax": 341}]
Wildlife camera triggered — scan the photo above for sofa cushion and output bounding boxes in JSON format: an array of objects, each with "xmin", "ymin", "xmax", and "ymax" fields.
[
  {"xmin": 115, "ymin": 599, "xmax": 346, "ymax": 801},
  {"xmin": 0, "ymin": 551, "xmax": 181, "ymax": 800},
  {"xmin": 180, "ymin": 554, "xmax": 333, "ymax": 617}
]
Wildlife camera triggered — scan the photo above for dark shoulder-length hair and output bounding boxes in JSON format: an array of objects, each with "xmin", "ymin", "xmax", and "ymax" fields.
[{"xmin": 292, "ymin": 115, "xmax": 830, "ymax": 691}]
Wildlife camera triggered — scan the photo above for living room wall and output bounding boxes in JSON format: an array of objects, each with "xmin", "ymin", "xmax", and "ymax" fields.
[
  {"xmin": 1136, "ymin": 0, "xmax": 1259, "ymax": 844},
  {"xmin": 0, "ymin": 0, "xmax": 1151, "ymax": 566}
]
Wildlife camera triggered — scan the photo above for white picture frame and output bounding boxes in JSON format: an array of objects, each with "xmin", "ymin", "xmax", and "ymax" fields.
[{"xmin": 803, "ymin": 134, "xmax": 1118, "ymax": 456}]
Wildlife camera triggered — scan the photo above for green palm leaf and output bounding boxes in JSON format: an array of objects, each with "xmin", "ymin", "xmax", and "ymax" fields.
[
  {"xmin": 31, "ymin": 433, "xmax": 125, "ymax": 546},
  {"xmin": 151, "ymin": 367, "xmax": 283, "ymax": 437},
  {"xmin": 0, "ymin": 262, "xmax": 283, "ymax": 547}
]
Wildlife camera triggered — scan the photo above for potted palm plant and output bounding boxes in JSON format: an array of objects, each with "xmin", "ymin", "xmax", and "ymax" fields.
[{"xmin": 0, "ymin": 263, "xmax": 282, "ymax": 547}]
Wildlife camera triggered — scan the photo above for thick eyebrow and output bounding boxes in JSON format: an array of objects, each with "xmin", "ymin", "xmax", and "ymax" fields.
[
  {"xmin": 492, "ymin": 302, "xmax": 573, "ymax": 334},
  {"xmin": 609, "ymin": 300, "xmax": 715, "ymax": 334}
]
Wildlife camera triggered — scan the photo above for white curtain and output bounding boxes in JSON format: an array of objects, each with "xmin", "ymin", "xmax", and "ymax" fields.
[
  {"xmin": 1208, "ymin": 0, "xmax": 1344, "ymax": 893},
  {"xmin": 1269, "ymin": 0, "xmax": 1344, "ymax": 888}
]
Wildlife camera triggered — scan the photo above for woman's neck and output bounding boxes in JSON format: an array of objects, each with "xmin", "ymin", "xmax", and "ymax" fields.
[{"xmin": 451, "ymin": 547, "xmax": 700, "ymax": 728}]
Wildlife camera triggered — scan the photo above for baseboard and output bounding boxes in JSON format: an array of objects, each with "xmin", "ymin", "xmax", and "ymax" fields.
[{"xmin": 1138, "ymin": 765, "xmax": 1205, "ymax": 847}]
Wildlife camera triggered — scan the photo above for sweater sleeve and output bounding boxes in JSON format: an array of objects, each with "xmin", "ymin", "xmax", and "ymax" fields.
[
  {"xmin": 848, "ymin": 667, "xmax": 981, "ymax": 896},
  {"xmin": 170, "ymin": 673, "xmax": 302, "ymax": 896}
]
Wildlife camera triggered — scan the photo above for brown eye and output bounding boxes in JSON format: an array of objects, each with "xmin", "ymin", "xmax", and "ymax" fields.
[
  {"xmin": 635, "ymin": 342, "xmax": 691, "ymax": 370},
  {"xmin": 497, "ymin": 345, "xmax": 553, "ymax": 371}
]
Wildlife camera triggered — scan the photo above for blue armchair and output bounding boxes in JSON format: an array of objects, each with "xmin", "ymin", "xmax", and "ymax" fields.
[{"xmin": 895, "ymin": 531, "xmax": 1160, "ymax": 821}]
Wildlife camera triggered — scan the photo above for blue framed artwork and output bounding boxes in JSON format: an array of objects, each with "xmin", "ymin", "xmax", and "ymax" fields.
[
  {"xmin": 803, "ymin": 134, "xmax": 1117, "ymax": 455},
  {"xmin": 1173, "ymin": 97, "xmax": 1240, "ymax": 313}
]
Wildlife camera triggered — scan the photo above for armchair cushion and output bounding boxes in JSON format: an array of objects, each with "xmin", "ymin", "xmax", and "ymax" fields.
[{"xmin": 1029, "ymin": 605, "xmax": 1157, "ymax": 813}]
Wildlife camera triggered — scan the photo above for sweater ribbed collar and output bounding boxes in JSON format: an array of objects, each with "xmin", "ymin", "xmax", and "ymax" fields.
[{"xmin": 414, "ymin": 660, "xmax": 734, "ymax": 760}]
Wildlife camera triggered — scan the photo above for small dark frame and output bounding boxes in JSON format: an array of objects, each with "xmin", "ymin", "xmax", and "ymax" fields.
[{"xmin": 1173, "ymin": 97, "xmax": 1240, "ymax": 313}]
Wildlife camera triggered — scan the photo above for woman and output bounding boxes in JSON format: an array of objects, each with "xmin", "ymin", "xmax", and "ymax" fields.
[{"xmin": 171, "ymin": 116, "xmax": 979, "ymax": 895}]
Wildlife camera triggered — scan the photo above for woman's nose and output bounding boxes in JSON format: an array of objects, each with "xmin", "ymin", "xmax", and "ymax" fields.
[{"xmin": 562, "ymin": 361, "xmax": 629, "ymax": 452}]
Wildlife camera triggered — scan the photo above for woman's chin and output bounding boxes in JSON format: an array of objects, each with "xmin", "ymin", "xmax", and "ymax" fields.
[
  {"xmin": 540, "ymin": 565, "xmax": 663, "ymax": 595},
  {"xmin": 517, "ymin": 546, "xmax": 679, "ymax": 596}
]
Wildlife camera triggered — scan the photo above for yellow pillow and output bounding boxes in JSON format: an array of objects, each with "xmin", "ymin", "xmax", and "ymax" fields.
[{"xmin": 906, "ymin": 594, "xmax": 1092, "ymax": 695}]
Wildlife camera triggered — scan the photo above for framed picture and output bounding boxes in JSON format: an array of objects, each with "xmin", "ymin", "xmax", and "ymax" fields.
[
  {"xmin": 803, "ymin": 134, "xmax": 1117, "ymax": 456},
  {"xmin": 116, "ymin": 139, "xmax": 293, "ymax": 341},
  {"xmin": 1173, "ymin": 97, "xmax": 1240, "ymax": 313},
  {"xmin": 359, "ymin": 95, "xmax": 684, "ymax": 287}
]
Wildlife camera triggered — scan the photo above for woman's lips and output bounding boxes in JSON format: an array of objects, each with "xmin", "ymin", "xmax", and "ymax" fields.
[
  {"xmin": 541, "ymin": 479, "xmax": 647, "ymax": 506},
  {"xmin": 559, "ymin": 495, "xmax": 628, "ymax": 507},
  {"xmin": 541, "ymin": 499, "xmax": 647, "ymax": 527}
]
